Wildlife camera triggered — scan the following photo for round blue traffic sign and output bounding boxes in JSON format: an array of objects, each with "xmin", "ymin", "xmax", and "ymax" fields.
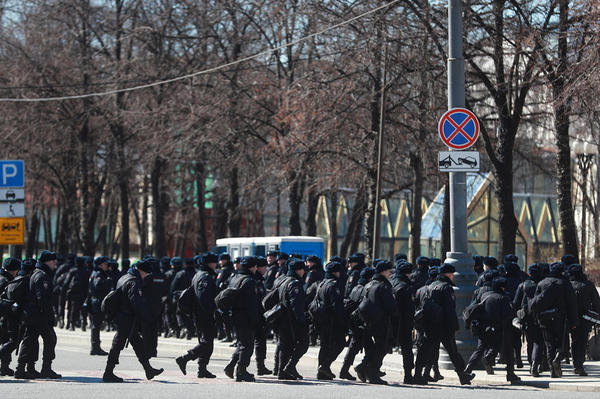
[{"xmin": 438, "ymin": 108, "xmax": 479, "ymax": 150}]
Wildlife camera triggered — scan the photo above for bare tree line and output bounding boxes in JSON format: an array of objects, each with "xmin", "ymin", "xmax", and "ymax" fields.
[{"xmin": 0, "ymin": 0, "xmax": 598, "ymax": 262}]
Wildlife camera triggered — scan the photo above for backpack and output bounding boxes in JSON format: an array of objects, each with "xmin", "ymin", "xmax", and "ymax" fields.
[
  {"xmin": 3, "ymin": 275, "xmax": 30, "ymax": 310},
  {"xmin": 177, "ymin": 286, "xmax": 196, "ymax": 316},
  {"xmin": 214, "ymin": 275, "xmax": 248, "ymax": 312},
  {"xmin": 262, "ymin": 287, "xmax": 281, "ymax": 312},
  {"xmin": 463, "ymin": 299, "xmax": 486, "ymax": 328},
  {"xmin": 414, "ymin": 286, "xmax": 444, "ymax": 330},
  {"xmin": 101, "ymin": 289, "xmax": 122, "ymax": 321},
  {"xmin": 308, "ymin": 280, "xmax": 333, "ymax": 326}
]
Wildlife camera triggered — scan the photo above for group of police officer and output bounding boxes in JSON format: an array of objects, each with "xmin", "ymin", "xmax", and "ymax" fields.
[{"xmin": 0, "ymin": 249, "xmax": 599, "ymax": 385}]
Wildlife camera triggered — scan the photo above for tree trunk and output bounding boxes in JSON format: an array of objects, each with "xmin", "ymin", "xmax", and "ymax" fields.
[
  {"xmin": 340, "ymin": 187, "xmax": 365, "ymax": 258},
  {"xmin": 26, "ymin": 209, "xmax": 40, "ymax": 258},
  {"xmin": 305, "ymin": 187, "xmax": 319, "ymax": 236},
  {"xmin": 409, "ymin": 153, "xmax": 424, "ymax": 263},
  {"xmin": 195, "ymin": 161, "xmax": 208, "ymax": 251},
  {"xmin": 212, "ymin": 195, "xmax": 228, "ymax": 240},
  {"xmin": 441, "ymin": 180, "xmax": 451, "ymax": 260},
  {"xmin": 494, "ymin": 154, "xmax": 518, "ymax": 258},
  {"xmin": 287, "ymin": 171, "xmax": 303, "ymax": 236},
  {"xmin": 227, "ymin": 167, "xmax": 241, "ymax": 236},
  {"xmin": 554, "ymin": 0, "xmax": 579, "ymax": 262},
  {"xmin": 139, "ymin": 174, "xmax": 149, "ymax": 257},
  {"xmin": 328, "ymin": 191, "xmax": 338, "ymax": 257},
  {"xmin": 151, "ymin": 156, "xmax": 167, "ymax": 257}
]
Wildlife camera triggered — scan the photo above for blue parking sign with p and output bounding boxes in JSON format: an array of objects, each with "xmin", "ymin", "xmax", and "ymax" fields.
[{"xmin": 0, "ymin": 161, "xmax": 24, "ymax": 188}]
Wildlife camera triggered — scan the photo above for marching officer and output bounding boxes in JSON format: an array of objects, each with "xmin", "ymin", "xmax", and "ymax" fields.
[
  {"xmin": 409, "ymin": 256, "xmax": 430, "ymax": 291},
  {"xmin": 16, "ymin": 251, "xmax": 61, "ymax": 379},
  {"xmin": 175, "ymin": 252, "xmax": 219, "ymax": 378},
  {"xmin": 344, "ymin": 253, "xmax": 366, "ymax": 299},
  {"xmin": 102, "ymin": 259, "xmax": 164, "ymax": 382},
  {"xmin": 88, "ymin": 256, "xmax": 113, "ymax": 355},
  {"xmin": 356, "ymin": 261, "xmax": 398, "ymax": 385},
  {"xmin": 567, "ymin": 263, "xmax": 600, "ymax": 376},
  {"xmin": 224, "ymin": 256, "xmax": 260, "ymax": 382},
  {"xmin": 392, "ymin": 260, "xmax": 416, "ymax": 384},
  {"xmin": 0, "ymin": 257, "xmax": 20, "ymax": 375},
  {"xmin": 170, "ymin": 257, "xmax": 197, "ymax": 339},
  {"xmin": 164, "ymin": 257, "xmax": 183, "ymax": 338}
]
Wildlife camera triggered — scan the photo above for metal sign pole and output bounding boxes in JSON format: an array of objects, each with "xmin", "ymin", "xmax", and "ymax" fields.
[{"xmin": 445, "ymin": 0, "xmax": 477, "ymax": 361}]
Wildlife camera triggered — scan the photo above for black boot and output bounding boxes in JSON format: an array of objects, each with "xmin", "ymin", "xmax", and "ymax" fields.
[
  {"xmin": 13, "ymin": 363, "xmax": 28, "ymax": 379},
  {"xmin": 354, "ymin": 363, "xmax": 367, "ymax": 383},
  {"xmin": 40, "ymin": 361, "xmax": 62, "ymax": 379},
  {"xmin": 317, "ymin": 365, "xmax": 334, "ymax": 380},
  {"xmin": 256, "ymin": 360, "xmax": 272, "ymax": 376},
  {"xmin": 26, "ymin": 363, "xmax": 41, "ymax": 379},
  {"xmin": 459, "ymin": 372, "xmax": 475, "ymax": 385},
  {"xmin": 197, "ymin": 364, "xmax": 216, "ymax": 378},
  {"xmin": 339, "ymin": 362, "xmax": 356, "ymax": 381},
  {"xmin": 368, "ymin": 368, "xmax": 388, "ymax": 385},
  {"xmin": 412, "ymin": 368, "xmax": 428, "ymax": 385},
  {"xmin": 102, "ymin": 362, "xmax": 123, "ymax": 383},
  {"xmin": 481, "ymin": 356, "xmax": 494, "ymax": 375},
  {"xmin": 0, "ymin": 360, "xmax": 14, "ymax": 376},
  {"xmin": 236, "ymin": 366, "xmax": 255, "ymax": 382},
  {"xmin": 142, "ymin": 360, "xmax": 164, "ymax": 380},
  {"xmin": 530, "ymin": 362, "xmax": 540, "ymax": 377},
  {"xmin": 90, "ymin": 344, "xmax": 108, "ymax": 356},
  {"xmin": 224, "ymin": 358, "xmax": 236, "ymax": 379},
  {"xmin": 175, "ymin": 354, "xmax": 191, "ymax": 375},
  {"xmin": 506, "ymin": 370, "xmax": 521, "ymax": 383}
]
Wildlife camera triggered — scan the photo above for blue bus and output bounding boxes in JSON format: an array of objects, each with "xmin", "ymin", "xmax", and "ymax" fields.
[{"xmin": 215, "ymin": 236, "xmax": 325, "ymax": 263}]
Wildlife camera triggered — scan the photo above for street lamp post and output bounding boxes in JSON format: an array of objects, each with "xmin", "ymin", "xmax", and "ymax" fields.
[{"xmin": 573, "ymin": 140, "xmax": 597, "ymax": 269}]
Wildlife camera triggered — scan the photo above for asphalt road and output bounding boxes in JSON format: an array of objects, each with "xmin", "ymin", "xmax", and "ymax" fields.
[{"xmin": 0, "ymin": 329, "xmax": 596, "ymax": 399}]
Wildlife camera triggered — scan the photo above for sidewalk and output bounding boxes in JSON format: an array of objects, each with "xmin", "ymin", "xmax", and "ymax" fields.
[{"xmin": 207, "ymin": 338, "xmax": 600, "ymax": 392}]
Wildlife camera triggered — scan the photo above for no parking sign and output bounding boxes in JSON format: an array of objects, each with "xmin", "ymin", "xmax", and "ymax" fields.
[{"xmin": 438, "ymin": 108, "xmax": 479, "ymax": 150}]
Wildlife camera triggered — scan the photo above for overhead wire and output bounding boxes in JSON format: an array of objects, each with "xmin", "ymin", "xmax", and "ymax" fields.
[{"xmin": 0, "ymin": 0, "xmax": 400, "ymax": 103}]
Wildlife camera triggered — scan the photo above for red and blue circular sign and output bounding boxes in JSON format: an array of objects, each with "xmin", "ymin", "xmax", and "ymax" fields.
[{"xmin": 438, "ymin": 108, "xmax": 479, "ymax": 150}]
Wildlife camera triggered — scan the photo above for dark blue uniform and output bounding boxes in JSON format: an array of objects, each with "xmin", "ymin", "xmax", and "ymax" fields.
[{"xmin": 89, "ymin": 269, "xmax": 113, "ymax": 354}]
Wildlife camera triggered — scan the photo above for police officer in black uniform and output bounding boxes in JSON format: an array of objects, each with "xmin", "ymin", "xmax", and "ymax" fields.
[
  {"xmin": 514, "ymin": 263, "xmax": 546, "ymax": 376},
  {"xmin": 339, "ymin": 267, "xmax": 375, "ymax": 381},
  {"xmin": 529, "ymin": 261, "xmax": 578, "ymax": 378},
  {"xmin": 304, "ymin": 255, "xmax": 324, "ymax": 346},
  {"xmin": 409, "ymin": 256, "xmax": 430, "ymax": 291},
  {"xmin": 163, "ymin": 257, "xmax": 183, "ymax": 338},
  {"xmin": 142, "ymin": 256, "xmax": 168, "ymax": 357},
  {"xmin": 276, "ymin": 259, "xmax": 310, "ymax": 380},
  {"xmin": 0, "ymin": 257, "xmax": 20, "ymax": 375},
  {"xmin": 175, "ymin": 252, "xmax": 219, "ymax": 378},
  {"xmin": 392, "ymin": 260, "xmax": 416, "ymax": 384},
  {"xmin": 264, "ymin": 251, "xmax": 279, "ymax": 290},
  {"xmin": 252, "ymin": 257, "xmax": 272, "ymax": 375},
  {"xmin": 476, "ymin": 256, "xmax": 498, "ymax": 287},
  {"xmin": 355, "ymin": 261, "xmax": 397, "ymax": 385},
  {"xmin": 170, "ymin": 257, "xmax": 197, "ymax": 339},
  {"xmin": 16, "ymin": 251, "xmax": 61, "ymax": 379},
  {"xmin": 567, "ymin": 263, "xmax": 600, "ymax": 376},
  {"xmin": 102, "ymin": 259, "xmax": 164, "ymax": 383},
  {"xmin": 464, "ymin": 276, "xmax": 521, "ymax": 382},
  {"xmin": 88, "ymin": 256, "xmax": 113, "ymax": 355},
  {"xmin": 53, "ymin": 254, "xmax": 75, "ymax": 329},
  {"xmin": 224, "ymin": 256, "xmax": 260, "ymax": 382},
  {"xmin": 315, "ymin": 261, "xmax": 346, "ymax": 380},
  {"xmin": 64, "ymin": 257, "xmax": 90, "ymax": 332},
  {"xmin": 427, "ymin": 263, "xmax": 474, "ymax": 385},
  {"xmin": 344, "ymin": 253, "xmax": 366, "ymax": 299},
  {"xmin": 413, "ymin": 266, "xmax": 442, "ymax": 384},
  {"xmin": 216, "ymin": 254, "xmax": 235, "ymax": 342}
]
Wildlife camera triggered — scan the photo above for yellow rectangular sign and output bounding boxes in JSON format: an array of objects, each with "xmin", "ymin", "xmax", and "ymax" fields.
[{"xmin": 0, "ymin": 217, "xmax": 25, "ymax": 245}]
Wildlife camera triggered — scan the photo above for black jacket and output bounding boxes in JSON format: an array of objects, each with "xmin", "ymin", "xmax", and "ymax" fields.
[
  {"xmin": 429, "ymin": 275, "xmax": 459, "ymax": 333},
  {"xmin": 304, "ymin": 264, "xmax": 324, "ymax": 293},
  {"xmin": 480, "ymin": 290, "xmax": 514, "ymax": 328},
  {"xmin": 192, "ymin": 265, "xmax": 217, "ymax": 323},
  {"xmin": 281, "ymin": 272, "xmax": 307, "ymax": 325},
  {"xmin": 230, "ymin": 268, "xmax": 260, "ymax": 327},
  {"xmin": 0, "ymin": 269, "xmax": 13, "ymax": 293},
  {"xmin": 216, "ymin": 263, "xmax": 234, "ymax": 291},
  {"xmin": 89, "ymin": 269, "xmax": 113, "ymax": 313},
  {"xmin": 569, "ymin": 274, "xmax": 600, "ymax": 328},
  {"xmin": 344, "ymin": 264, "xmax": 365, "ymax": 299},
  {"xmin": 392, "ymin": 272, "xmax": 415, "ymax": 329},
  {"xmin": 264, "ymin": 262, "xmax": 279, "ymax": 290},
  {"xmin": 362, "ymin": 274, "xmax": 399, "ymax": 327},
  {"xmin": 409, "ymin": 267, "xmax": 429, "ymax": 291},
  {"xmin": 115, "ymin": 268, "xmax": 152, "ymax": 323},
  {"xmin": 530, "ymin": 273, "xmax": 578, "ymax": 328},
  {"xmin": 170, "ymin": 267, "xmax": 196, "ymax": 297},
  {"xmin": 29, "ymin": 263, "xmax": 55, "ymax": 325},
  {"xmin": 319, "ymin": 275, "xmax": 346, "ymax": 327}
]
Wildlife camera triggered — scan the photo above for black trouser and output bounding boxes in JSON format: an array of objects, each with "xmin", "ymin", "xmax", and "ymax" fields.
[
  {"xmin": 466, "ymin": 325, "xmax": 514, "ymax": 372},
  {"xmin": 90, "ymin": 312, "xmax": 104, "ymax": 347},
  {"xmin": 107, "ymin": 314, "xmax": 148, "ymax": 366},
  {"xmin": 186, "ymin": 321, "xmax": 216, "ymax": 366},
  {"xmin": 18, "ymin": 321, "xmax": 56, "ymax": 365},
  {"xmin": 278, "ymin": 316, "xmax": 309, "ymax": 371},
  {"xmin": 343, "ymin": 326, "xmax": 364, "ymax": 366},
  {"xmin": 317, "ymin": 324, "xmax": 347, "ymax": 368},
  {"xmin": 541, "ymin": 318, "xmax": 566, "ymax": 364},
  {"xmin": 254, "ymin": 321, "xmax": 268, "ymax": 363},
  {"xmin": 512, "ymin": 327, "xmax": 522, "ymax": 364},
  {"xmin": 67, "ymin": 296, "xmax": 84, "ymax": 327},
  {"xmin": 417, "ymin": 328, "xmax": 466, "ymax": 377},
  {"xmin": 363, "ymin": 327, "xmax": 391, "ymax": 373},
  {"xmin": 570, "ymin": 323, "xmax": 591, "ymax": 369},
  {"xmin": 525, "ymin": 323, "xmax": 544, "ymax": 367},
  {"xmin": 0, "ymin": 315, "xmax": 20, "ymax": 364},
  {"xmin": 56, "ymin": 292, "xmax": 66, "ymax": 325},
  {"xmin": 231, "ymin": 321, "xmax": 255, "ymax": 369},
  {"xmin": 397, "ymin": 324, "xmax": 414, "ymax": 372},
  {"xmin": 163, "ymin": 300, "xmax": 178, "ymax": 333}
]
